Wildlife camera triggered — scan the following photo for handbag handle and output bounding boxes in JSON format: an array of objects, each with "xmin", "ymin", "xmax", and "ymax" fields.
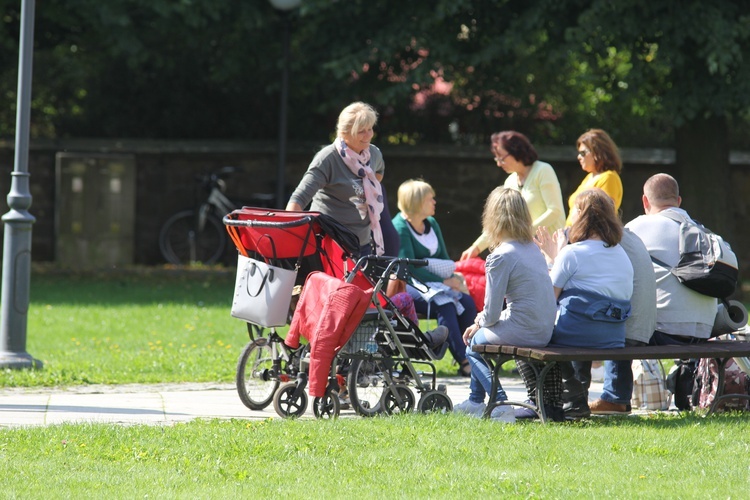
[{"xmin": 245, "ymin": 261, "xmax": 275, "ymax": 297}]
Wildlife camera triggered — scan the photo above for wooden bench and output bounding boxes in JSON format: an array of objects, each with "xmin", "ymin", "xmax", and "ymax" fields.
[{"xmin": 473, "ymin": 340, "xmax": 750, "ymax": 423}]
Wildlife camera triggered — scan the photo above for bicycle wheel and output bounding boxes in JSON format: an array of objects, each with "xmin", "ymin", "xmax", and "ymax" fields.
[
  {"xmin": 347, "ymin": 358, "xmax": 385, "ymax": 417},
  {"xmin": 159, "ymin": 209, "xmax": 226, "ymax": 265},
  {"xmin": 236, "ymin": 338, "xmax": 279, "ymax": 410}
]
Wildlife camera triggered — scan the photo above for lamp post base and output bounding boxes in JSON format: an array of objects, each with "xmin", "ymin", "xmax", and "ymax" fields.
[{"xmin": 0, "ymin": 351, "xmax": 42, "ymax": 370}]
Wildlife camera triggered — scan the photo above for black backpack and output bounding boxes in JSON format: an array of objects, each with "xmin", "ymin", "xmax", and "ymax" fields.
[
  {"xmin": 651, "ymin": 211, "xmax": 739, "ymax": 299},
  {"xmin": 665, "ymin": 359, "xmax": 699, "ymax": 411}
]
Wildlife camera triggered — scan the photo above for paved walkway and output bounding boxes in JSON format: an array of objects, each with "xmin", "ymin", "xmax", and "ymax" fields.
[{"xmin": 0, "ymin": 378, "xmax": 606, "ymax": 427}]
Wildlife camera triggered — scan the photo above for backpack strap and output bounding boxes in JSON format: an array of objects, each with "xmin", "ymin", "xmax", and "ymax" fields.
[
  {"xmin": 650, "ymin": 254, "xmax": 672, "ymax": 272},
  {"xmin": 658, "ymin": 208, "xmax": 713, "ymax": 234},
  {"xmin": 656, "ymin": 209, "xmax": 686, "ymax": 225}
]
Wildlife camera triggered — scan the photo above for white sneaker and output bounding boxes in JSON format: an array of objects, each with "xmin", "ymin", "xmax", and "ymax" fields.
[
  {"xmin": 453, "ymin": 399, "xmax": 486, "ymax": 418},
  {"xmin": 490, "ymin": 404, "xmax": 516, "ymax": 424}
]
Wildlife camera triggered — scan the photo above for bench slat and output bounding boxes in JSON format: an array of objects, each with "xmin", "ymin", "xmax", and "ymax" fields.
[{"xmin": 473, "ymin": 341, "xmax": 750, "ymax": 361}]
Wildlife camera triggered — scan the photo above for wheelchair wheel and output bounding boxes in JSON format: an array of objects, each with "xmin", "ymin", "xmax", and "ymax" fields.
[
  {"xmin": 313, "ymin": 390, "xmax": 340, "ymax": 419},
  {"xmin": 380, "ymin": 384, "xmax": 415, "ymax": 415},
  {"xmin": 347, "ymin": 358, "xmax": 385, "ymax": 417},
  {"xmin": 236, "ymin": 338, "xmax": 279, "ymax": 411},
  {"xmin": 418, "ymin": 390, "xmax": 453, "ymax": 413},
  {"xmin": 273, "ymin": 381, "xmax": 308, "ymax": 418}
]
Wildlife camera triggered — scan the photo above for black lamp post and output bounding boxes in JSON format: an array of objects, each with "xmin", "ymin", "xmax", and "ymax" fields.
[
  {"xmin": 0, "ymin": 0, "xmax": 40, "ymax": 369},
  {"xmin": 269, "ymin": 0, "xmax": 301, "ymax": 209}
]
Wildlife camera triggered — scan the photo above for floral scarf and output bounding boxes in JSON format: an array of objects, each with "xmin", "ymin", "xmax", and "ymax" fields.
[{"xmin": 334, "ymin": 138, "xmax": 384, "ymax": 255}]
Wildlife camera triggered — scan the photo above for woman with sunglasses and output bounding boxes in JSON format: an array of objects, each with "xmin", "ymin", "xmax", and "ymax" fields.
[
  {"xmin": 565, "ymin": 129, "xmax": 623, "ymax": 226},
  {"xmin": 460, "ymin": 130, "xmax": 565, "ymax": 261}
]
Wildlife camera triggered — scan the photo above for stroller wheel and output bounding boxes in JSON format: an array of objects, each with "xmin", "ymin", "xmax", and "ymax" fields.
[
  {"xmin": 236, "ymin": 338, "xmax": 279, "ymax": 411},
  {"xmin": 313, "ymin": 390, "xmax": 340, "ymax": 419},
  {"xmin": 273, "ymin": 382, "xmax": 308, "ymax": 418},
  {"xmin": 380, "ymin": 385, "xmax": 415, "ymax": 415},
  {"xmin": 347, "ymin": 359, "xmax": 385, "ymax": 417},
  {"xmin": 418, "ymin": 390, "xmax": 453, "ymax": 414}
]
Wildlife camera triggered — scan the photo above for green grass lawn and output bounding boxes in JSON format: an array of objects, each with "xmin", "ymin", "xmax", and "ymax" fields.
[
  {"xmin": 3, "ymin": 269, "xmax": 749, "ymax": 498},
  {"xmin": 2, "ymin": 414, "xmax": 750, "ymax": 498}
]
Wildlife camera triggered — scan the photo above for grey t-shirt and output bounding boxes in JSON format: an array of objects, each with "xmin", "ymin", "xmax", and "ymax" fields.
[
  {"xmin": 476, "ymin": 240, "xmax": 557, "ymax": 347},
  {"xmin": 288, "ymin": 143, "xmax": 385, "ymax": 246},
  {"xmin": 626, "ymin": 208, "xmax": 717, "ymax": 338}
]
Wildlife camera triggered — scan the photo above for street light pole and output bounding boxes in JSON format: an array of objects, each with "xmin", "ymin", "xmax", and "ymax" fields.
[
  {"xmin": 268, "ymin": 0, "xmax": 301, "ymax": 209},
  {"xmin": 0, "ymin": 0, "xmax": 41, "ymax": 369}
]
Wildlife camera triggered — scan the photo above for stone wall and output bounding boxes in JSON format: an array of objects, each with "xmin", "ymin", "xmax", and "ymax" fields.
[{"xmin": 0, "ymin": 139, "xmax": 748, "ymax": 277}]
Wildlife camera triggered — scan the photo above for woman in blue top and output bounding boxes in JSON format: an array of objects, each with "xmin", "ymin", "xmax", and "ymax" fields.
[
  {"xmin": 392, "ymin": 179, "xmax": 477, "ymax": 375},
  {"xmin": 520, "ymin": 188, "xmax": 633, "ymax": 419}
]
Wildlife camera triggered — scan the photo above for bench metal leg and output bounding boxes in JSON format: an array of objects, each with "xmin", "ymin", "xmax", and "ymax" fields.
[{"xmin": 481, "ymin": 353, "xmax": 512, "ymax": 419}]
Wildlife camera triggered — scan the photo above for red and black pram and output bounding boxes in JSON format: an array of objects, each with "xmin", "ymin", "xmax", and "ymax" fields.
[{"xmin": 223, "ymin": 207, "xmax": 452, "ymax": 419}]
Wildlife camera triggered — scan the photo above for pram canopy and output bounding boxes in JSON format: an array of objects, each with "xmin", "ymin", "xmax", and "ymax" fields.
[{"xmin": 223, "ymin": 207, "xmax": 360, "ymax": 282}]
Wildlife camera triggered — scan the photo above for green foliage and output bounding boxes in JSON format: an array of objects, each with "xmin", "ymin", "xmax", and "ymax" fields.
[
  {"xmin": 2, "ymin": 414, "xmax": 750, "ymax": 497},
  {"xmin": 0, "ymin": 0, "xmax": 748, "ymax": 146}
]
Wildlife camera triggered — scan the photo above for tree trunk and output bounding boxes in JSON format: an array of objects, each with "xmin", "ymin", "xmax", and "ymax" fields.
[{"xmin": 674, "ymin": 114, "xmax": 731, "ymax": 239}]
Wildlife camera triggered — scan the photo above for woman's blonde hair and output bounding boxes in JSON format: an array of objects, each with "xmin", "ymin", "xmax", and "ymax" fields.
[
  {"xmin": 336, "ymin": 102, "xmax": 378, "ymax": 138},
  {"xmin": 567, "ymin": 188, "xmax": 622, "ymax": 247},
  {"xmin": 397, "ymin": 179, "xmax": 435, "ymax": 216},
  {"xmin": 482, "ymin": 187, "xmax": 533, "ymax": 247}
]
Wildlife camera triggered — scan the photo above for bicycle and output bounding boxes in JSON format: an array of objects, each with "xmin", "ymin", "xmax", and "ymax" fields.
[{"xmin": 159, "ymin": 166, "xmax": 275, "ymax": 265}]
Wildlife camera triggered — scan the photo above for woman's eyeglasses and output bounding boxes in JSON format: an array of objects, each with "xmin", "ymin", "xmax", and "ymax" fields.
[
  {"xmin": 494, "ymin": 153, "xmax": 510, "ymax": 163},
  {"xmin": 577, "ymin": 149, "xmax": 590, "ymax": 158}
]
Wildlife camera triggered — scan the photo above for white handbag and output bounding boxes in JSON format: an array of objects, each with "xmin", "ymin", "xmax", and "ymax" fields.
[{"xmin": 231, "ymin": 253, "xmax": 297, "ymax": 327}]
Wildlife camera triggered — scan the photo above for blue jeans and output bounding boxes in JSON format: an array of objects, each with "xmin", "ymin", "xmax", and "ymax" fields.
[
  {"xmin": 600, "ymin": 339, "xmax": 648, "ymax": 405},
  {"xmin": 412, "ymin": 292, "xmax": 477, "ymax": 365},
  {"xmin": 466, "ymin": 328, "xmax": 508, "ymax": 403}
]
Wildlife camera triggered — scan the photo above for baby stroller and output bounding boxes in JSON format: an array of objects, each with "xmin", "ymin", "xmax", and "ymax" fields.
[{"xmin": 223, "ymin": 207, "xmax": 452, "ymax": 418}]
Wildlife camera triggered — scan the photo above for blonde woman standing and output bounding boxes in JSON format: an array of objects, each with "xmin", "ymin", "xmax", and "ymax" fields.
[{"xmin": 287, "ymin": 101, "xmax": 385, "ymax": 257}]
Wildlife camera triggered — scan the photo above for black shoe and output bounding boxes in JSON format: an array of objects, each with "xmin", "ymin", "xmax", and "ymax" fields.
[
  {"xmin": 543, "ymin": 406, "xmax": 567, "ymax": 423},
  {"xmin": 563, "ymin": 400, "xmax": 591, "ymax": 419}
]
